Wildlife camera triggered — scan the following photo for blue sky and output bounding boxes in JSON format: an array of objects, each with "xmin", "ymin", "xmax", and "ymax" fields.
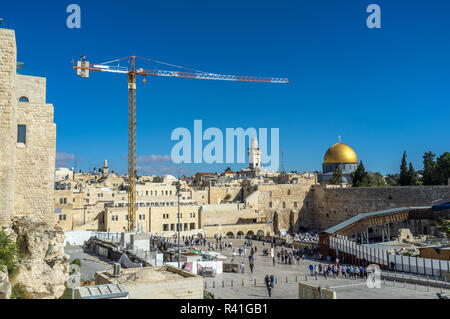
[{"xmin": 2, "ymin": 0, "xmax": 449, "ymax": 176}]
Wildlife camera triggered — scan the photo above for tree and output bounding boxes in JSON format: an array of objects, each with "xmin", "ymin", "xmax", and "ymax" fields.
[
  {"xmin": 436, "ymin": 152, "xmax": 450, "ymax": 185},
  {"xmin": 407, "ymin": 163, "xmax": 417, "ymax": 185},
  {"xmin": 385, "ymin": 174, "xmax": 399, "ymax": 186},
  {"xmin": 422, "ymin": 151, "xmax": 438, "ymax": 185},
  {"xmin": 399, "ymin": 151, "xmax": 410, "ymax": 186},
  {"xmin": 330, "ymin": 169, "xmax": 343, "ymax": 185},
  {"xmin": 351, "ymin": 161, "xmax": 371, "ymax": 187},
  {"xmin": 370, "ymin": 172, "xmax": 386, "ymax": 186}
]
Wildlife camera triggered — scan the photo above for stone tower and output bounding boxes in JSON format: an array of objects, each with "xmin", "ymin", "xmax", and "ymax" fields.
[
  {"xmin": 248, "ymin": 137, "xmax": 261, "ymax": 170},
  {"xmin": 103, "ymin": 159, "xmax": 109, "ymax": 177},
  {"xmin": 0, "ymin": 28, "xmax": 56, "ymax": 225},
  {"xmin": 0, "ymin": 28, "xmax": 17, "ymax": 228}
]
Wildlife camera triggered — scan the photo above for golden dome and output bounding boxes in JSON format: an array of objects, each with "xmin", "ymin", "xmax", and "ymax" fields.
[{"xmin": 323, "ymin": 140, "xmax": 358, "ymax": 164}]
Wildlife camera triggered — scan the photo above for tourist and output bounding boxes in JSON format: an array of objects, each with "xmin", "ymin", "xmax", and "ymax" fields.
[
  {"xmin": 265, "ymin": 275, "xmax": 272, "ymax": 298},
  {"xmin": 270, "ymin": 274, "xmax": 275, "ymax": 288},
  {"xmin": 241, "ymin": 262, "xmax": 245, "ymax": 273},
  {"xmin": 250, "ymin": 262, "xmax": 254, "ymax": 274},
  {"xmin": 309, "ymin": 263, "xmax": 314, "ymax": 276}
]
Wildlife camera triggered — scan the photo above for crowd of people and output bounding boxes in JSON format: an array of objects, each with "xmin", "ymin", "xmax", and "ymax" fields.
[
  {"xmin": 293, "ymin": 231, "xmax": 319, "ymax": 243},
  {"xmin": 308, "ymin": 261, "xmax": 371, "ymax": 280}
]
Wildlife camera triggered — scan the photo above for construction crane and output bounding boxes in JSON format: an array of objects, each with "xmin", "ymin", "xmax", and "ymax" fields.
[{"xmin": 73, "ymin": 55, "xmax": 288, "ymax": 232}]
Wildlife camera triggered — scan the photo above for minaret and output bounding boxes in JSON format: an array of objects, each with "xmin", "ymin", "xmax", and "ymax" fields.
[
  {"xmin": 103, "ymin": 159, "xmax": 109, "ymax": 177},
  {"xmin": 248, "ymin": 137, "xmax": 261, "ymax": 170}
]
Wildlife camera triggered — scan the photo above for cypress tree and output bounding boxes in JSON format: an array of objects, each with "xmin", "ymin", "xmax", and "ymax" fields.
[
  {"xmin": 399, "ymin": 151, "xmax": 409, "ymax": 186},
  {"xmin": 408, "ymin": 163, "xmax": 416, "ymax": 185},
  {"xmin": 351, "ymin": 161, "xmax": 369, "ymax": 187}
]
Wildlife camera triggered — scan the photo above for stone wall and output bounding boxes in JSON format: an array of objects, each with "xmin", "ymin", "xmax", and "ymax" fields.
[
  {"xmin": 257, "ymin": 183, "xmax": 315, "ymax": 233},
  {"xmin": 0, "ymin": 29, "xmax": 17, "ymax": 228},
  {"xmin": 14, "ymin": 75, "xmax": 56, "ymax": 221},
  {"xmin": 313, "ymin": 185, "xmax": 450, "ymax": 230},
  {"xmin": 209, "ymin": 185, "xmax": 243, "ymax": 204}
]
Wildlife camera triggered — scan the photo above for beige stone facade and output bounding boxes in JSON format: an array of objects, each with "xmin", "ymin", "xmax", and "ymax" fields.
[
  {"xmin": 95, "ymin": 266, "xmax": 203, "ymax": 299},
  {"xmin": 199, "ymin": 203, "xmax": 271, "ymax": 238},
  {"xmin": 0, "ymin": 29, "xmax": 56, "ymax": 226}
]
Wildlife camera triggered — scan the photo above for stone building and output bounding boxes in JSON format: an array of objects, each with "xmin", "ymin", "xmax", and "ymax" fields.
[
  {"xmin": 0, "ymin": 27, "xmax": 68, "ymax": 298},
  {"xmin": 0, "ymin": 28, "xmax": 56, "ymax": 225}
]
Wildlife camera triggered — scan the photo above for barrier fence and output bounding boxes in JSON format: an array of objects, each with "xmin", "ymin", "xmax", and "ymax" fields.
[{"xmin": 329, "ymin": 236, "xmax": 450, "ymax": 278}]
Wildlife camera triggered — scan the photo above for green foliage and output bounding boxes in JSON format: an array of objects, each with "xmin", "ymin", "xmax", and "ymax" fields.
[
  {"xmin": 423, "ymin": 151, "xmax": 438, "ymax": 185},
  {"xmin": 421, "ymin": 151, "xmax": 449, "ymax": 185},
  {"xmin": 0, "ymin": 230, "xmax": 20, "ymax": 277},
  {"xmin": 70, "ymin": 259, "xmax": 81, "ymax": 274},
  {"xmin": 398, "ymin": 151, "xmax": 419, "ymax": 186},
  {"xmin": 399, "ymin": 151, "xmax": 410, "ymax": 186},
  {"xmin": 329, "ymin": 169, "xmax": 343, "ymax": 185},
  {"xmin": 436, "ymin": 152, "xmax": 450, "ymax": 185},
  {"xmin": 369, "ymin": 172, "xmax": 386, "ymax": 186},
  {"xmin": 434, "ymin": 219, "xmax": 450, "ymax": 235},
  {"xmin": 402, "ymin": 251, "xmax": 412, "ymax": 257},
  {"xmin": 385, "ymin": 174, "xmax": 399, "ymax": 186},
  {"xmin": 351, "ymin": 161, "xmax": 371, "ymax": 187},
  {"xmin": 60, "ymin": 284, "xmax": 73, "ymax": 299},
  {"xmin": 11, "ymin": 283, "xmax": 31, "ymax": 299},
  {"xmin": 408, "ymin": 163, "xmax": 418, "ymax": 185}
]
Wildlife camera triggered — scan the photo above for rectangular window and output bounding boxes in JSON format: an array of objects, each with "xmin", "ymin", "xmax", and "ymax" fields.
[
  {"xmin": 294, "ymin": 201, "xmax": 297, "ymax": 208},
  {"xmin": 170, "ymin": 224, "xmax": 175, "ymax": 231},
  {"xmin": 163, "ymin": 224, "xmax": 169, "ymax": 231},
  {"xmin": 17, "ymin": 125, "xmax": 26, "ymax": 143},
  {"xmin": 269, "ymin": 202, "xmax": 272, "ymax": 208},
  {"xmin": 282, "ymin": 202, "xmax": 286, "ymax": 208},
  {"xmin": 190, "ymin": 223, "xmax": 195, "ymax": 230}
]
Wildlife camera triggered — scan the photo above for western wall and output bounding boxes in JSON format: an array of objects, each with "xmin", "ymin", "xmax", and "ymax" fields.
[{"xmin": 312, "ymin": 185, "xmax": 450, "ymax": 230}]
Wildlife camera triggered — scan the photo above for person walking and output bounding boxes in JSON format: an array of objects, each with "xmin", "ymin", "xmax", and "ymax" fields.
[
  {"xmin": 250, "ymin": 262, "xmax": 254, "ymax": 274},
  {"xmin": 270, "ymin": 274, "xmax": 275, "ymax": 288},
  {"xmin": 241, "ymin": 262, "xmax": 245, "ymax": 273},
  {"xmin": 272, "ymin": 256, "xmax": 276, "ymax": 267},
  {"xmin": 265, "ymin": 275, "xmax": 272, "ymax": 298},
  {"xmin": 314, "ymin": 265, "xmax": 318, "ymax": 280},
  {"xmin": 309, "ymin": 263, "xmax": 314, "ymax": 276}
]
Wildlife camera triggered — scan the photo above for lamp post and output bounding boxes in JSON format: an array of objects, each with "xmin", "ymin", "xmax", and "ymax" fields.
[{"xmin": 176, "ymin": 181, "xmax": 181, "ymax": 268}]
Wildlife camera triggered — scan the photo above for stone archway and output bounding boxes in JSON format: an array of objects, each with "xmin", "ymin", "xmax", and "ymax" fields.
[
  {"xmin": 237, "ymin": 231, "xmax": 244, "ymax": 238},
  {"xmin": 256, "ymin": 230, "xmax": 264, "ymax": 237},
  {"xmin": 226, "ymin": 231, "xmax": 234, "ymax": 238},
  {"xmin": 246, "ymin": 230, "xmax": 254, "ymax": 238}
]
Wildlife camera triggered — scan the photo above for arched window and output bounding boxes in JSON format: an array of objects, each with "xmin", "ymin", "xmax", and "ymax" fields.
[{"xmin": 19, "ymin": 96, "xmax": 29, "ymax": 103}]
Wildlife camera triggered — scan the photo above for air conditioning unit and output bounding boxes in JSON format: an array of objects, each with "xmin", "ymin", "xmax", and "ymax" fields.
[{"xmin": 113, "ymin": 263, "xmax": 121, "ymax": 277}]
